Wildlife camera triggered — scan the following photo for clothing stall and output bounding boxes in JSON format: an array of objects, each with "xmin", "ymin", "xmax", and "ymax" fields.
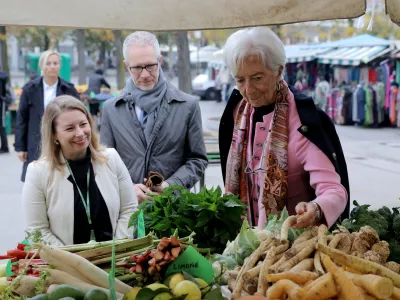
[{"xmin": 317, "ymin": 35, "xmax": 396, "ymax": 127}]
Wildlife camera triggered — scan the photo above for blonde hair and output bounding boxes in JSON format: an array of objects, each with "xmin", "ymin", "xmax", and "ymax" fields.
[
  {"xmin": 40, "ymin": 95, "xmax": 107, "ymax": 171},
  {"xmin": 39, "ymin": 49, "xmax": 61, "ymax": 74}
]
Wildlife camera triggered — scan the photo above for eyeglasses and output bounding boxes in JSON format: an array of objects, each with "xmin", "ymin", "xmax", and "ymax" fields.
[{"xmin": 129, "ymin": 63, "xmax": 158, "ymax": 74}]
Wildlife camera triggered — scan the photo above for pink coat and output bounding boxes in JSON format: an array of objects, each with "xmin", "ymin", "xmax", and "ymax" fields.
[{"xmin": 242, "ymin": 91, "xmax": 348, "ymax": 228}]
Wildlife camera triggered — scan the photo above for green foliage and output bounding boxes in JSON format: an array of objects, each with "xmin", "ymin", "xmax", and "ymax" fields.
[{"xmin": 129, "ymin": 186, "xmax": 246, "ymax": 252}]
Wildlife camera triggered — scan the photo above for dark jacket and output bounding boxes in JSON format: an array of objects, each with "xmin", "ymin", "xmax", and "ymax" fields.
[
  {"xmin": 219, "ymin": 87, "xmax": 350, "ymax": 223},
  {"xmin": 87, "ymin": 73, "xmax": 111, "ymax": 95},
  {"xmin": 0, "ymin": 71, "xmax": 14, "ymax": 123},
  {"xmin": 15, "ymin": 76, "xmax": 79, "ymax": 181}
]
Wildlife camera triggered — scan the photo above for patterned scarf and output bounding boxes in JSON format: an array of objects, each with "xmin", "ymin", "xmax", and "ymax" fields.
[{"xmin": 225, "ymin": 80, "xmax": 290, "ymax": 217}]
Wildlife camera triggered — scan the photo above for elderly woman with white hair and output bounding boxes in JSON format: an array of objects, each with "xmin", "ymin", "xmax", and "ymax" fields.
[
  {"xmin": 15, "ymin": 49, "xmax": 79, "ymax": 181},
  {"xmin": 219, "ymin": 27, "xmax": 350, "ymax": 229}
]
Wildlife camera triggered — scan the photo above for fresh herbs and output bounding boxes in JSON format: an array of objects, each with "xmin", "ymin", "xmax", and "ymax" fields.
[{"xmin": 129, "ymin": 186, "xmax": 246, "ymax": 252}]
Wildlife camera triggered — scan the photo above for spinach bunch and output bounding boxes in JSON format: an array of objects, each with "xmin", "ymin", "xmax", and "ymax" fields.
[{"xmin": 129, "ymin": 186, "xmax": 246, "ymax": 252}]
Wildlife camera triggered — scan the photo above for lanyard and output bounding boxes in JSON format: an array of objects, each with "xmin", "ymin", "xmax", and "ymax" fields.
[{"xmin": 65, "ymin": 159, "xmax": 96, "ymax": 242}]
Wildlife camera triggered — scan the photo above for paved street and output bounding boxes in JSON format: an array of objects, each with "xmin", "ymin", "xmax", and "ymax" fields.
[{"xmin": 0, "ymin": 99, "xmax": 399, "ymax": 254}]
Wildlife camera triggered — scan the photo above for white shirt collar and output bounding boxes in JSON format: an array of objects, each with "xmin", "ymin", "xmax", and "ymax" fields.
[{"xmin": 43, "ymin": 79, "xmax": 58, "ymax": 89}]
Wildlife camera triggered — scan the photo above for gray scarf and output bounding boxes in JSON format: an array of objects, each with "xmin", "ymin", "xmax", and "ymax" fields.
[{"xmin": 125, "ymin": 69, "xmax": 168, "ymax": 142}]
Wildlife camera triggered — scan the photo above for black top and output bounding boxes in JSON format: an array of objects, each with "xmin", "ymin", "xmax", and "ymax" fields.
[
  {"xmin": 251, "ymin": 104, "xmax": 275, "ymax": 146},
  {"xmin": 219, "ymin": 87, "xmax": 350, "ymax": 224},
  {"xmin": 67, "ymin": 151, "xmax": 113, "ymax": 244}
]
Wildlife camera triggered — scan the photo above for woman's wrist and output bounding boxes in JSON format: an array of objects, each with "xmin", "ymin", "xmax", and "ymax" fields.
[{"xmin": 312, "ymin": 201, "xmax": 323, "ymax": 222}]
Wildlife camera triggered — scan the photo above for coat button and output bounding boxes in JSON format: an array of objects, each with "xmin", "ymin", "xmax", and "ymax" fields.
[
  {"xmin": 256, "ymin": 212, "xmax": 259, "ymax": 218},
  {"xmin": 260, "ymin": 126, "xmax": 266, "ymax": 131},
  {"xmin": 301, "ymin": 125, "xmax": 308, "ymax": 133},
  {"xmin": 256, "ymin": 143, "xmax": 263, "ymax": 148},
  {"xmin": 332, "ymin": 152, "xmax": 337, "ymax": 160},
  {"xmin": 253, "ymin": 198, "xmax": 258, "ymax": 203},
  {"xmin": 254, "ymin": 156, "xmax": 260, "ymax": 160}
]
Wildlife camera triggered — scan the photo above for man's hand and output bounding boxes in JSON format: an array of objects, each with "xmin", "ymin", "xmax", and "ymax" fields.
[
  {"xmin": 134, "ymin": 184, "xmax": 158, "ymax": 204},
  {"xmin": 150, "ymin": 181, "xmax": 170, "ymax": 194},
  {"xmin": 18, "ymin": 152, "xmax": 27, "ymax": 162}
]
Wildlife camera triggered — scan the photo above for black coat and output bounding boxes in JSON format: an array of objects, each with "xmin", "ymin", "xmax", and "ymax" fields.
[
  {"xmin": 15, "ymin": 76, "xmax": 79, "ymax": 181},
  {"xmin": 219, "ymin": 87, "xmax": 350, "ymax": 223}
]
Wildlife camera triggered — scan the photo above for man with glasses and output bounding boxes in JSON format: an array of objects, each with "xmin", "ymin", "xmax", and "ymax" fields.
[{"xmin": 101, "ymin": 31, "xmax": 208, "ymax": 203}]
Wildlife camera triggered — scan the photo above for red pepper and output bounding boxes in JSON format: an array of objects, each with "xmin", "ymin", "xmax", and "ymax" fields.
[
  {"xmin": 0, "ymin": 255, "xmax": 14, "ymax": 260},
  {"xmin": 7, "ymin": 249, "xmax": 28, "ymax": 259},
  {"xmin": 17, "ymin": 243, "xmax": 27, "ymax": 251}
]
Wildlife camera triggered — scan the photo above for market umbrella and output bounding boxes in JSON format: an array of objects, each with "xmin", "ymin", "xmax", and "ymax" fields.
[{"xmin": 0, "ymin": 0, "xmax": 368, "ymax": 30}]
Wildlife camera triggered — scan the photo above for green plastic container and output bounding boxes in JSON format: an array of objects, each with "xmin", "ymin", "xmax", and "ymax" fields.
[{"xmin": 5, "ymin": 111, "xmax": 11, "ymax": 136}]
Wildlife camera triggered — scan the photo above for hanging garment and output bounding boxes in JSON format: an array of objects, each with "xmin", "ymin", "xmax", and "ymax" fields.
[
  {"xmin": 357, "ymin": 86, "xmax": 366, "ymax": 123},
  {"xmin": 360, "ymin": 68, "xmax": 369, "ymax": 84},
  {"xmin": 390, "ymin": 86, "xmax": 398, "ymax": 126},
  {"xmin": 369, "ymin": 69, "xmax": 377, "ymax": 83},
  {"xmin": 352, "ymin": 87, "xmax": 360, "ymax": 123},
  {"xmin": 364, "ymin": 86, "xmax": 373, "ymax": 126}
]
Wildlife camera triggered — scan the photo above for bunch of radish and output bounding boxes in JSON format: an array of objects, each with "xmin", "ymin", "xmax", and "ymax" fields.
[{"xmin": 118, "ymin": 236, "xmax": 182, "ymax": 279}]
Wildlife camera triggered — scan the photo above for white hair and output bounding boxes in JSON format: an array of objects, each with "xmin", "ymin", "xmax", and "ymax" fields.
[
  {"xmin": 39, "ymin": 49, "xmax": 60, "ymax": 74},
  {"xmin": 223, "ymin": 27, "xmax": 286, "ymax": 77},
  {"xmin": 123, "ymin": 31, "xmax": 161, "ymax": 62}
]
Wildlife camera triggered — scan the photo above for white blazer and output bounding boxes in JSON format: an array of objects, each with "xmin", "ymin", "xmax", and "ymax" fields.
[{"xmin": 22, "ymin": 148, "xmax": 138, "ymax": 246}]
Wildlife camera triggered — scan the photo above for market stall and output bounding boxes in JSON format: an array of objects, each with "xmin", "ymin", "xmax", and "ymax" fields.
[{"xmin": 2, "ymin": 185, "xmax": 400, "ymax": 299}]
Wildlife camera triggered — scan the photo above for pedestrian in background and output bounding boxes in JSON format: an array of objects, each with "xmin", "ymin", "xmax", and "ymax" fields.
[{"xmin": 15, "ymin": 49, "xmax": 79, "ymax": 181}]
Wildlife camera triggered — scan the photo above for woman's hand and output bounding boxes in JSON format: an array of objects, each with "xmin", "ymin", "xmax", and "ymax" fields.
[{"xmin": 292, "ymin": 202, "xmax": 320, "ymax": 228}]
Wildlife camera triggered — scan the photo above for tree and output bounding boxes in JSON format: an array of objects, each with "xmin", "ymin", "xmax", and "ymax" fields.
[
  {"xmin": 0, "ymin": 26, "xmax": 10, "ymax": 79},
  {"xmin": 175, "ymin": 31, "xmax": 192, "ymax": 94},
  {"xmin": 85, "ymin": 29, "xmax": 115, "ymax": 66},
  {"xmin": 76, "ymin": 29, "xmax": 86, "ymax": 85},
  {"xmin": 7, "ymin": 26, "xmax": 64, "ymax": 50},
  {"xmin": 114, "ymin": 30, "xmax": 125, "ymax": 90}
]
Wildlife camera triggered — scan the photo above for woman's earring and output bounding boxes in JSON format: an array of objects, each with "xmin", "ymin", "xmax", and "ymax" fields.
[
  {"xmin": 276, "ymin": 82, "xmax": 280, "ymax": 91},
  {"xmin": 54, "ymin": 140, "xmax": 59, "ymax": 145}
]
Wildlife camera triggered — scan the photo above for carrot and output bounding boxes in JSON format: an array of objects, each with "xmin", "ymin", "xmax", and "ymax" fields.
[
  {"xmin": 243, "ymin": 279, "xmax": 257, "ymax": 295},
  {"xmin": 318, "ymin": 243, "xmax": 400, "ymax": 288},
  {"xmin": 43, "ymin": 268, "xmax": 123, "ymax": 299},
  {"xmin": 269, "ymin": 237, "xmax": 317, "ymax": 273},
  {"xmin": 290, "ymin": 258, "xmax": 315, "ymax": 272},
  {"xmin": 280, "ymin": 216, "xmax": 298, "ymax": 241},
  {"xmin": 392, "ymin": 286, "xmax": 400, "ymax": 300},
  {"xmin": 321, "ymin": 255, "xmax": 365, "ymax": 300},
  {"xmin": 293, "ymin": 226, "xmax": 318, "ymax": 246},
  {"xmin": 277, "ymin": 243, "xmax": 315, "ymax": 273},
  {"xmin": 35, "ymin": 243, "xmax": 131, "ymax": 295},
  {"xmin": 328, "ymin": 234, "xmax": 343, "ymax": 248},
  {"xmin": 314, "ymin": 225, "xmax": 328, "ymax": 276},
  {"xmin": 266, "ymin": 270, "xmax": 318, "ymax": 285},
  {"xmin": 314, "ymin": 251, "xmax": 325, "ymax": 276},
  {"xmin": 232, "ymin": 238, "xmax": 272, "ymax": 299},
  {"xmin": 303, "ymin": 272, "xmax": 338, "ymax": 300},
  {"xmin": 345, "ymin": 271, "xmax": 394, "ymax": 299},
  {"xmin": 256, "ymin": 246, "xmax": 275, "ymax": 296},
  {"xmin": 266, "ymin": 279, "xmax": 305, "ymax": 300},
  {"xmin": 356, "ymin": 285, "xmax": 380, "ymax": 300},
  {"xmin": 243, "ymin": 265, "xmax": 261, "ymax": 282}
]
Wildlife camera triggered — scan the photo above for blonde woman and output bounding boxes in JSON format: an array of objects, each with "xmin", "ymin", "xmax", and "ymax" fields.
[
  {"xmin": 22, "ymin": 95, "xmax": 137, "ymax": 246},
  {"xmin": 15, "ymin": 49, "xmax": 79, "ymax": 181}
]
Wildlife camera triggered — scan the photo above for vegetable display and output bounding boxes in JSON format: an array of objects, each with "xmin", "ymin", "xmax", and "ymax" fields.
[
  {"xmin": 340, "ymin": 200, "xmax": 400, "ymax": 262},
  {"xmin": 129, "ymin": 186, "xmax": 246, "ymax": 252}
]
